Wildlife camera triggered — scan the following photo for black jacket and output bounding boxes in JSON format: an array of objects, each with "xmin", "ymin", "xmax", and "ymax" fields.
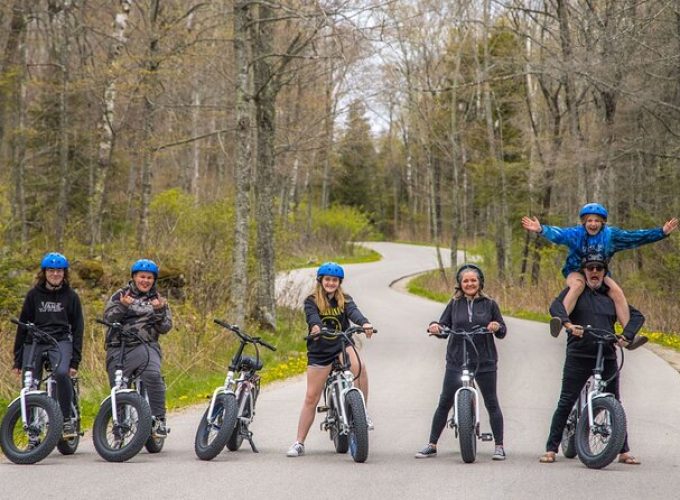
[
  {"xmin": 435, "ymin": 296, "xmax": 507, "ymax": 373},
  {"xmin": 549, "ymin": 284, "xmax": 645, "ymax": 360},
  {"xmin": 13, "ymin": 282, "xmax": 84, "ymax": 370}
]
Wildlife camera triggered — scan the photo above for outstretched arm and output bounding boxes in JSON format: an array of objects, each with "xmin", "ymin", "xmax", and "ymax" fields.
[
  {"xmin": 521, "ymin": 216, "xmax": 542, "ymax": 233},
  {"xmin": 663, "ymin": 218, "xmax": 678, "ymax": 235}
]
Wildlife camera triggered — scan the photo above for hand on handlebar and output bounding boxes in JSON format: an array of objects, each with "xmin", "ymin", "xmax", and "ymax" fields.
[
  {"xmin": 487, "ymin": 321, "xmax": 501, "ymax": 333},
  {"xmin": 362, "ymin": 323, "xmax": 374, "ymax": 338},
  {"xmin": 427, "ymin": 323, "xmax": 441, "ymax": 336},
  {"xmin": 12, "ymin": 367, "xmax": 21, "ymax": 377},
  {"xmin": 565, "ymin": 323, "xmax": 584, "ymax": 338}
]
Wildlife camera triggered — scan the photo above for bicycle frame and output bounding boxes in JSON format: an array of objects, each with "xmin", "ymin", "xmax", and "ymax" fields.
[{"xmin": 323, "ymin": 366, "xmax": 365, "ymax": 436}]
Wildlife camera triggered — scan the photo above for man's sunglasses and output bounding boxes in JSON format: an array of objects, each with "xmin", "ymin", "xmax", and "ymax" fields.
[{"xmin": 585, "ymin": 264, "xmax": 605, "ymax": 272}]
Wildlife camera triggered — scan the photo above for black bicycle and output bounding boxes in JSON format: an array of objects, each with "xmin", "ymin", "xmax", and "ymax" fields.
[
  {"xmin": 0, "ymin": 319, "xmax": 83, "ymax": 464},
  {"xmin": 312, "ymin": 326, "xmax": 376, "ymax": 463},
  {"xmin": 430, "ymin": 325, "xmax": 494, "ymax": 463},
  {"xmin": 92, "ymin": 318, "xmax": 157, "ymax": 462},
  {"xmin": 559, "ymin": 326, "xmax": 647, "ymax": 469},
  {"xmin": 194, "ymin": 319, "xmax": 276, "ymax": 461}
]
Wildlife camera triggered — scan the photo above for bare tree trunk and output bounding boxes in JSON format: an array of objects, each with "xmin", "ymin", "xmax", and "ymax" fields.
[
  {"xmin": 0, "ymin": 0, "xmax": 27, "ymax": 156},
  {"xmin": 89, "ymin": 0, "xmax": 132, "ymax": 256},
  {"xmin": 191, "ymin": 89, "xmax": 201, "ymax": 202},
  {"xmin": 230, "ymin": 0, "xmax": 253, "ymax": 327},
  {"xmin": 51, "ymin": 1, "xmax": 71, "ymax": 248},
  {"xmin": 320, "ymin": 54, "xmax": 334, "ymax": 210},
  {"xmin": 557, "ymin": 0, "xmax": 588, "ymax": 203},
  {"xmin": 251, "ymin": 3, "xmax": 278, "ymax": 330},
  {"xmin": 137, "ymin": 0, "xmax": 161, "ymax": 250},
  {"xmin": 11, "ymin": 30, "xmax": 28, "ymax": 244}
]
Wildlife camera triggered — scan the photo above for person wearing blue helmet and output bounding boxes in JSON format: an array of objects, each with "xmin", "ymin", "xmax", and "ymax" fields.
[
  {"xmin": 12, "ymin": 252, "xmax": 84, "ymax": 438},
  {"xmin": 287, "ymin": 262, "xmax": 374, "ymax": 457},
  {"xmin": 522, "ymin": 204, "xmax": 677, "ymax": 334},
  {"xmin": 103, "ymin": 258, "xmax": 173, "ymax": 437}
]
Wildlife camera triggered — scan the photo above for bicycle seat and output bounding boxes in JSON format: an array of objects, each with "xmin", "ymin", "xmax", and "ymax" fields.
[{"xmin": 239, "ymin": 356, "xmax": 263, "ymax": 372}]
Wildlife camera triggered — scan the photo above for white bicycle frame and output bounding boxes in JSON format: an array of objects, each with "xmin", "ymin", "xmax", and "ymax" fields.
[
  {"xmin": 206, "ymin": 369, "xmax": 236, "ymax": 423},
  {"xmin": 586, "ymin": 373, "xmax": 615, "ymax": 429}
]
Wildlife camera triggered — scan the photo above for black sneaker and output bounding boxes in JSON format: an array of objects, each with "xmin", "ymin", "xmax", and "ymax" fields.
[
  {"xmin": 152, "ymin": 417, "xmax": 168, "ymax": 437},
  {"xmin": 549, "ymin": 317, "xmax": 562, "ymax": 338},
  {"xmin": 492, "ymin": 445, "xmax": 506, "ymax": 461},
  {"xmin": 414, "ymin": 444, "xmax": 437, "ymax": 458},
  {"xmin": 62, "ymin": 420, "xmax": 77, "ymax": 438}
]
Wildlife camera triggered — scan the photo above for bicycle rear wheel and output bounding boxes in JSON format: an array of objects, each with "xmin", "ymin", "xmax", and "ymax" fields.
[
  {"xmin": 227, "ymin": 391, "xmax": 251, "ymax": 451},
  {"xmin": 0, "ymin": 394, "xmax": 63, "ymax": 464},
  {"xmin": 561, "ymin": 407, "xmax": 577, "ymax": 459},
  {"xmin": 575, "ymin": 396, "xmax": 626, "ymax": 469},
  {"xmin": 457, "ymin": 390, "xmax": 477, "ymax": 464}
]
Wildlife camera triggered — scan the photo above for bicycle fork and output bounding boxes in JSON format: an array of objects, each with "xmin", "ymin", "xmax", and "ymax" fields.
[{"xmin": 450, "ymin": 371, "xmax": 493, "ymax": 442}]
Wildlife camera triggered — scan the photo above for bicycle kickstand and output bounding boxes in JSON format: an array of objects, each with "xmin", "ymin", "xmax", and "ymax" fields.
[{"xmin": 246, "ymin": 431, "xmax": 259, "ymax": 453}]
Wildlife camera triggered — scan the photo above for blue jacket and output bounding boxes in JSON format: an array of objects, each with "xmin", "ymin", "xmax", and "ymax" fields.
[{"xmin": 539, "ymin": 224, "xmax": 666, "ymax": 277}]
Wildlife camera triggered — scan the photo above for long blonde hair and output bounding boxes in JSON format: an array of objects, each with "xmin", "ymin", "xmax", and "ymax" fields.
[{"xmin": 312, "ymin": 280, "xmax": 346, "ymax": 314}]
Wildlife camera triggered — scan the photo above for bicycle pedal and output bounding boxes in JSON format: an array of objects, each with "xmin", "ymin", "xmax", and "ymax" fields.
[
  {"xmin": 317, "ymin": 405, "xmax": 329, "ymax": 413},
  {"xmin": 480, "ymin": 433, "xmax": 493, "ymax": 442}
]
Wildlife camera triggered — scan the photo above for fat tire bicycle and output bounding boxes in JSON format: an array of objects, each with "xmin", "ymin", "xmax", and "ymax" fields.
[
  {"xmin": 312, "ymin": 325, "xmax": 376, "ymax": 464},
  {"xmin": 194, "ymin": 319, "xmax": 276, "ymax": 461},
  {"xmin": 92, "ymin": 318, "xmax": 160, "ymax": 462},
  {"xmin": 0, "ymin": 319, "xmax": 81, "ymax": 464},
  {"xmin": 430, "ymin": 324, "xmax": 495, "ymax": 464},
  {"xmin": 559, "ymin": 325, "xmax": 647, "ymax": 469}
]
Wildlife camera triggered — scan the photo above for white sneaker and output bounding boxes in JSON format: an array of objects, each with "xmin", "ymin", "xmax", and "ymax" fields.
[
  {"xmin": 366, "ymin": 415, "xmax": 375, "ymax": 431},
  {"xmin": 286, "ymin": 441, "xmax": 305, "ymax": 457}
]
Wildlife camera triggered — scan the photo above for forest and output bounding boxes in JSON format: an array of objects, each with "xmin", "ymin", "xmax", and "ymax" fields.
[{"xmin": 1, "ymin": 1, "xmax": 679, "ymax": 409}]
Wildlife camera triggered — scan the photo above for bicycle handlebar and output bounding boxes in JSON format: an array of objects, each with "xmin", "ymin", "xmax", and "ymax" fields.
[
  {"xmin": 566, "ymin": 325, "xmax": 648, "ymax": 351},
  {"xmin": 11, "ymin": 318, "xmax": 59, "ymax": 344},
  {"xmin": 429, "ymin": 324, "xmax": 491, "ymax": 339},
  {"xmin": 304, "ymin": 325, "xmax": 378, "ymax": 341},
  {"xmin": 213, "ymin": 319, "xmax": 277, "ymax": 351}
]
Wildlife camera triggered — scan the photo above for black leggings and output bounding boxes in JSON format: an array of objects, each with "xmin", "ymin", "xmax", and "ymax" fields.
[{"xmin": 429, "ymin": 368, "xmax": 504, "ymax": 446}]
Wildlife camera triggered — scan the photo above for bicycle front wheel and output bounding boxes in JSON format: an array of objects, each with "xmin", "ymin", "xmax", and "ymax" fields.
[
  {"xmin": 194, "ymin": 393, "xmax": 237, "ymax": 460},
  {"xmin": 457, "ymin": 390, "xmax": 477, "ymax": 464},
  {"xmin": 575, "ymin": 396, "xmax": 626, "ymax": 469},
  {"xmin": 92, "ymin": 392, "xmax": 152, "ymax": 463},
  {"xmin": 345, "ymin": 390, "xmax": 368, "ymax": 463},
  {"xmin": 0, "ymin": 394, "xmax": 63, "ymax": 464}
]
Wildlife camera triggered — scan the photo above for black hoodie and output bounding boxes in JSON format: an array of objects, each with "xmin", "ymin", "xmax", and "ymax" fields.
[{"xmin": 13, "ymin": 282, "xmax": 84, "ymax": 370}]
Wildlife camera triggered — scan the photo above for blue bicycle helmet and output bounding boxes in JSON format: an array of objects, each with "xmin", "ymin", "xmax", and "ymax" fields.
[
  {"xmin": 317, "ymin": 261, "xmax": 344, "ymax": 281},
  {"xmin": 131, "ymin": 259, "xmax": 159, "ymax": 278},
  {"xmin": 456, "ymin": 263, "xmax": 484, "ymax": 289},
  {"xmin": 579, "ymin": 203, "xmax": 608, "ymax": 220},
  {"xmin": 40, "ymin": 252, "xmax": 69, "ymax": 270}
]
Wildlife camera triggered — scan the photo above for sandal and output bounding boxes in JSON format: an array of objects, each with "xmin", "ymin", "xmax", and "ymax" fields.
[
  {"xmin": 618, "ymin": 453, "xmax": 641, "ymax": 465},
  {"xmin": 539, "ymin": 451, "xmax": 556, "ymax": 463}
]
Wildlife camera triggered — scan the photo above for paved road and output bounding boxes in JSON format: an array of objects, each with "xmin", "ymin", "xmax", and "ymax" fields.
[{"xmin": 3, "ymin": 242, "xmax": 680, "ymax": 499}]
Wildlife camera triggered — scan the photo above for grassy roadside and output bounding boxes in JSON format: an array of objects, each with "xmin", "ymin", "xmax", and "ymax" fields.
[{"xmin": 406, "ymin": 270, "xmax": 680, "ymax": 351}]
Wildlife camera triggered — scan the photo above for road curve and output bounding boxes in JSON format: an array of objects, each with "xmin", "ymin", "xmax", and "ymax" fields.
[{"xmin": 3, "ymin": 242, "xmax": 680, "ymax": 499}]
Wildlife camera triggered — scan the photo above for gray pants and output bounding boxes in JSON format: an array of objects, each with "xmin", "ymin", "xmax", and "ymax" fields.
[
  {"xmin": 106, "ymin": 343, "xmax": 166, "ymax": 418},
  {"xmin": 22, "ymin": 340, "xmax": 73, "ymax": 418}
]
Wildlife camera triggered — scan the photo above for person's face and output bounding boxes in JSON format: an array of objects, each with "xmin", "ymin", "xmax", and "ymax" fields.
[
  {"xmin": 459, "ymin": 271, "xmax": 480, "ymax": 297},
  {"xmin": 583, "ymin": 215, "xmax": 605, "ymax": 235},
  {"xmin": 45, "ymin": 268, "xmax": 65, "ymax": 287},
  {"xmin": 321, "ymin": 275, "xmax": 340, "ymax": 294},
  {"xmin": 133, "ymin": 271, "xmax": 155, "ymax": 292},
  {"xmin": 583, "ymin": 262, "xmax": 606, "ymax": 289}
]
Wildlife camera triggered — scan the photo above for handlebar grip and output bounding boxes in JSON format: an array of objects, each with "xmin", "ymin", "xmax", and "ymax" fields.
[
  {"xmin": 10, "ymin": 318, "xmax": 20, "ymax": 326},
  {"xmin": 260, "ymin": 340, "xmax": 277, "ymax": 351},
  {"xmin": 96, "ymin": 318, "xmax": 111, "ymax": 327}
]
